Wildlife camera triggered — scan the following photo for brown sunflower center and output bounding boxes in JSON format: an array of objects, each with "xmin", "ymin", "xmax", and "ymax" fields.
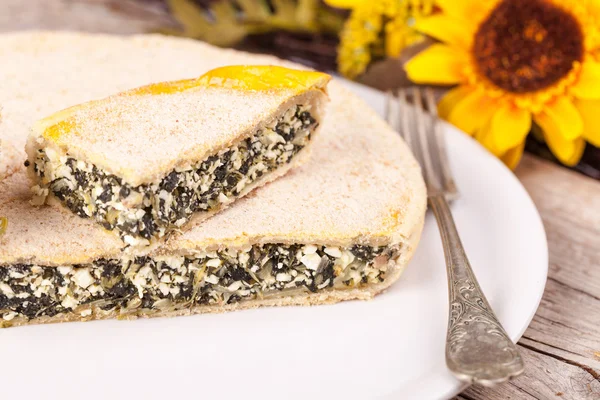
[{"xmin": 473, "ymin": 0, "xmax": 584, "ymax": 93}]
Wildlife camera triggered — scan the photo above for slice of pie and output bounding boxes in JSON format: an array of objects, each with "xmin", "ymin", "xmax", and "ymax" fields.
[{"xmin": 26, "ymin": 66, "xmax": 331, "ymax": 246}]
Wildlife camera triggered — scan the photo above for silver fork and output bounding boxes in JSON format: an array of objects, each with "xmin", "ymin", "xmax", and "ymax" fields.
[{"xmin": 386, "ymin": 87, "xmax": 524, "ymax": 386}]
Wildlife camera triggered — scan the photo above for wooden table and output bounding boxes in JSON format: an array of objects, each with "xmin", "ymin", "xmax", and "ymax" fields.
[
  {"xmin": 457, "ymin": 155, "xmax": 600, "ymax": 400},
  {"xmin": 4, "ymin": 1, "xmax": 600, "ymax": 398}
]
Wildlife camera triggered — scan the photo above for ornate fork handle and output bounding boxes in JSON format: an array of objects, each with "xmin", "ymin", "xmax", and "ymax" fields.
[{"xmin": 429, "ymin": 194, "xmax": 524, "ymax": 386}]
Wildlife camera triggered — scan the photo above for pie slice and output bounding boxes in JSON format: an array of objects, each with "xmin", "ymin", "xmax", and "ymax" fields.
[{"xmin": 26, "ymin": 65, "xmax": 331, "ymax": 246}]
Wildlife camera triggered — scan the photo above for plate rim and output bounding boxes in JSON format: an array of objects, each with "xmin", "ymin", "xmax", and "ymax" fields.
[
  {"xmin": 0, "ymin": 79, "xmax": 549, "ymax": 400},
  {"xmin": 343, "ymin": 79, "xmax": 549, "ymax": 399}
]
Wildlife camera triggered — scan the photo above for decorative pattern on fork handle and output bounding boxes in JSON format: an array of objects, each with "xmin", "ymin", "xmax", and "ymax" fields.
[
  {"xmin": 430, "ymin": 195, "xmax": 524, "ymax": 386},
  {"xmin": 386, "ymin": 87, "xmax": 524, "ymax": 386}
]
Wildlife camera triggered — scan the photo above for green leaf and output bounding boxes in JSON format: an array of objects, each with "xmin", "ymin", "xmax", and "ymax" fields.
[
  {"xmin": 167, "ymin": 0, "xmax": 211, "ymax": 37},
  {"xmin": 167, "ymin": 0, "xmax": 252, "ymax": 46},
  {"xmin": 165, "ymin": 0, "xmax": 344, "ymax": 47},
  {"xmin": 236, "ymin": 0, "xmax": 272, "ymax": 21}
]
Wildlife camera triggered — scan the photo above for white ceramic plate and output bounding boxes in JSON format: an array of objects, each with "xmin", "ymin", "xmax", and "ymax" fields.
[{"xmin": 0, "ymin": 81, "xmax": 547, "ymax": 400}]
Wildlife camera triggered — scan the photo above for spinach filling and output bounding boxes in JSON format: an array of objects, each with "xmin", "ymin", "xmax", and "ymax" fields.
[
  {"xmin": 0, "ymin": 244, "xmax": 400, "ymax": 325},
  {"xmin": 32, "ymin": 106, "xmax": 317, "ymax": 245}
]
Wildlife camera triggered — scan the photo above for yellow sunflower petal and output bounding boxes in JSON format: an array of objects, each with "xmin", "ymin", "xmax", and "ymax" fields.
[
  {"xmin": 574, "ymin": 97, "xmax": 600, "ymax": 147},
  {"xmin": 437, "ymin": 86, "xmax": 472, "ymax": 120},
  {"xmin": 475, "ymin": 115, "xmax": 502, "ymax": 156},
  {"xmin": 535, "ymin": 113, "xmax": 586, "ymax": 166},
  {"xmin": 414, "ymin": 15, "xmax": 474, "ymax": 48},
  {"xmin": 474, "ymin": 105, "xmax": 531, "ymax": 156},
  {"xmin": 447, "ymin": 89, "xmax": 498, "ymax": 136},
  {"xmin": 489, "ymin": 105, "xmax": 532, "ymax": 153},
  {"xmin": 570, "ymin": 61, "xmax": 600, "ymax": 99},
  {"xmin": 542, "ymin": 97, "xmax": 583, "ymax": 140},
  {"xmin": 500, "ymin": 142, "xmax": 525, "ymax": 170},
  {"xmin": 404, "ymin": 44, "xmax": 467, "ymax": 85}
]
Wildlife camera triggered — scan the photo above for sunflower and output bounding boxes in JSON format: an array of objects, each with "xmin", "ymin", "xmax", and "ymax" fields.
[
  {"xmin": 405, "ymin": 0, "xmax": 600, "ymax": 168},
  {"xmin": 326, "ymin": 0, "xmax": 435, "ymax": 79}
]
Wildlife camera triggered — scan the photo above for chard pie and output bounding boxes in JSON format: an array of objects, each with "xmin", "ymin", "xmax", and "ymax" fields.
[
  {"xmin": 0, "ymin": 32, "xmax": 426, "ymax": 328},
  {"xmin": 26, "ymin": 65, "xmax": 331, "ymax": 246}
]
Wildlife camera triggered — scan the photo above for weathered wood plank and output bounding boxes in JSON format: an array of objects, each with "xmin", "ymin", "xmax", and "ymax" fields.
[
  {"xmin": 463, "ymin": 156, "xmax": 600, "ymax": 399},
  {"xmin": 462, "ymin": 344, "xmax": 600, "ymax": 400},
  {"xmin": 516, "ymin": 156, "xmax": 600, "ymax": 298},
  {"xmin": 515, "ymin": 156, "xmax": 600, "ymax": 363},
  {"xmin": 524, "ymin": 278, "xmax": 600, "ymax": 363},
  {"xmin": 519, "ymin": 337, "xmax": 600, "ymax": 372}
]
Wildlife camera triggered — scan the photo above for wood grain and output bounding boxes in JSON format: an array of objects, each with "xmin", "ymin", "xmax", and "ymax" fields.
[
  {"xmin": 457, "ymin": 345, "xmax": 600, "ymax": 400},
  {"xmin": 460, "ymin": 155, "xmax": 600, "ymax": 400}
]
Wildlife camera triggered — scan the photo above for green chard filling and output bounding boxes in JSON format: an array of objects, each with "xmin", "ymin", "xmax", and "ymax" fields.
[
  {"xmin": 0, "ymin": 244, "xmax": 400, "ymax": 326},
  {"xmin": 31, "ymin": 105, "xmax": 317, "ymax": 245}
]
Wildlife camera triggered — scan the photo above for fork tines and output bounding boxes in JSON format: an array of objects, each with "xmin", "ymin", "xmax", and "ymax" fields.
[{"xmin": 385, "ymin": 87, "xmax": 458, "ymax": 199}]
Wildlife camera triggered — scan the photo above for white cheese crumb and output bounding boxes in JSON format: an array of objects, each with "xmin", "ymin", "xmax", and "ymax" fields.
[
  {"xmin": 73, "ymin": 268, "xmax": 94, "ymax": 289},
  {"xmin": 238, "ymin": 252, "xmax": 250, "ymax": 265},
  {"xmin": 206, "ymin": 258, "xmax": 222, "ymax": 268},
  {"xmin": 31, "ymin": 266, "xmax": 43, "ymax": 274},
  {"xmin": 324, "ymin": 247, "xmax": 342, "ymax": 258},
  {"xmin": 58, "ymin": 267, "xmax": 72, "ymax": 276},
  {"xmin": 205, "ymin": 275, "xmax": 219, "ymax": 284},
  {"xmin": 92, "ymin": 186, "xmax": 104, "ymax": 198},
  {"xmin": 80, "ymin": 309, "xmax": 92, "ymax": 317},
  {"xmin": 276, "ymin": 273, "xmax": 292, "ymax": 282},
  {"xmin": 123, "ymin": 235, "xmax": 140, "ymax": 246},
  {"xmin": 0, "ymin": 283, "xmax": 15, "ymax": 298},
  {"xmin": 3, "ymin": 312, "xmax": 16, "ymax": 321},
  {"xmin": 61, "ymin": 295, "xmax": 78, "ymax": 309},
  {"xmin": 134, "ymin": 209, "xmax": 146, "ymax": 220},
  {"xmin": 8, "ymin": 271, "xmax": 24, "ymax": 279},
  {"xmin": 338, "ymin": 251, "xmax": 356, "ymax": 269},
  {"xmin": 303, "ymin": 245, "xmax": 318, "ymax": 254},
  {"xmin": 301, "ymin": 253, "xmax": 322, "ymax": 271},
  {"xmin": 159, "ymin": 256, "xmax": 184, "ymax": 269},
  {"xmin": 218, "ymin": 193, "xmax": 229, "ymax": 203},
  {"xmin": 158, "ymin": 283, "xmax": 171, "ymax": 296},
  {"xmin": 153, "ymin": 299, "xmax": 171, "ymax": 309},
  {"xmin": 88, "ymin": 285, "xmax": 103, "ymax": 295}
]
